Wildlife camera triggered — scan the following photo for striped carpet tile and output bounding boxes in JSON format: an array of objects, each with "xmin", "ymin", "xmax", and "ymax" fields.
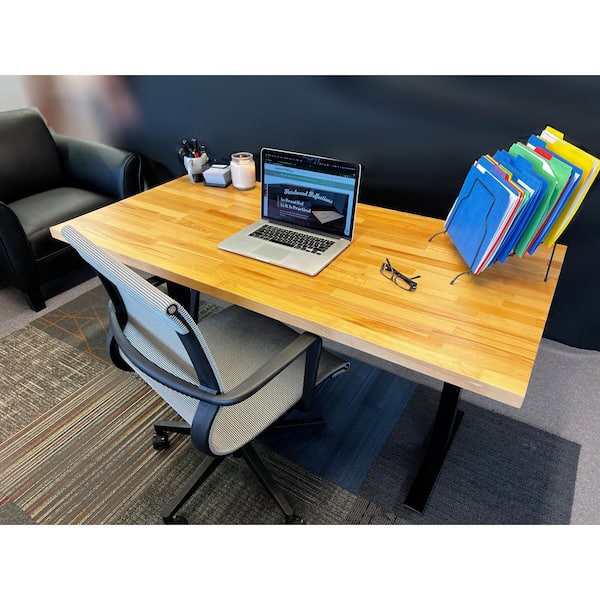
[
  {"xmin": 0, "ymin": 326, "xmax": 106, "ymax": 442},
  {"xmin": 0, "ymin": 361, "xmax": 387, "ymax": 524},
  {"xmin": 0, "ymin": 367, "xmax": 188, "ymax": 524}
]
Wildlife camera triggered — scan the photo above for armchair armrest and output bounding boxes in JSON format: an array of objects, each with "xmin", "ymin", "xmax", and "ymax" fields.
[
  {"xmin": 54, "ymin": 134, "xmax": 143, "ymax": 199},
  {"xmin": 0, "ymin": 201, "xmax": 37, "ymax": 289}
]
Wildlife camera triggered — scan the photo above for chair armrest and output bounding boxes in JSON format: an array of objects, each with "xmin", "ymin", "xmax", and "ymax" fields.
[
  {"xmin": 53, "ymin": 134, "xmax": 143, "ymax": 199},
  {"xmin": 217, "ymin": 332, "xmax": 322, "ymax": 405},
  {"xmin": 108, "ymin": 303, "xmax": 322, "ymax": 406}
]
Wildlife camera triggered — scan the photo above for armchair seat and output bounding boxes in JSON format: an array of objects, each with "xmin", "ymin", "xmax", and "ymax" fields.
[
  {"xmin": 0, "ymin": 107, "xmax": 143, "ymax": 310},
  {"xmin": 10, "ymin": 187, "xmax": 117, "ymax": 259}
]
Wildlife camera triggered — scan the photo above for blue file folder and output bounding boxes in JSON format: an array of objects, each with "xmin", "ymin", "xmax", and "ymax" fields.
[{"xmin": 445, "ymin": 160, "xmax": 519, "ymax": 274}]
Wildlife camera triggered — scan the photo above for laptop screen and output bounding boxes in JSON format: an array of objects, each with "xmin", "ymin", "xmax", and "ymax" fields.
[{"xmin": 260, "ymin": 148, "xmax": 362, "ymax": 240}]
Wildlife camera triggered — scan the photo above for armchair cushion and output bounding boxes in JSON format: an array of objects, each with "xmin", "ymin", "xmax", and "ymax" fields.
[{"xmin": 10, "ymin": 187, "xmax": 117, "ymax": 258}]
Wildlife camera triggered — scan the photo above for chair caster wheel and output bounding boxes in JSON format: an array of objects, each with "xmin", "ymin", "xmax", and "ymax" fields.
[
  {"xmin": 285, "ymin": 514, "xmax": 306, "ymax": 524},
  {"xmin": 163, "ymin": 514, "xmax": 188, "ymax": 524},
  {"xmin": 152, "ymin": 433, "xmax": 169, "ymax": 450}
]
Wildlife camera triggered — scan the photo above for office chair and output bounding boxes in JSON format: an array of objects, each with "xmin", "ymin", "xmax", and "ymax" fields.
[{"xmin": 62, "ymin": 225, "xmax": 349, "ymax": 524}]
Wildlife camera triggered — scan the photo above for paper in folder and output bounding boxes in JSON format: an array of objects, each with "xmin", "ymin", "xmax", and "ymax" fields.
[{"xmin": 471, "ymin": 155, "xmax": 525, "ymax": 273}]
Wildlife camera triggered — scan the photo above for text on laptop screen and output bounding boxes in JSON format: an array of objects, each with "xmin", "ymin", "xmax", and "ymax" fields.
[{"xmin": 261, "ymin": 148, "xmax": 361, "ymax": 239}]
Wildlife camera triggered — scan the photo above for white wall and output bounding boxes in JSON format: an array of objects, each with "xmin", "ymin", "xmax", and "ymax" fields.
[
  {"xmin": 0, "ymin": 76, "xmax": 31, "ymax": 111},
  {"xmin": 0, "ymin": 75, "xmax": 122, "ymax": 143}
]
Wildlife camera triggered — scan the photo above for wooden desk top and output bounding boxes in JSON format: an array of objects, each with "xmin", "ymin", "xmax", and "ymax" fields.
[{"xmin": 51, "ymin": 177, "xmax": 566, "ymax": 408}]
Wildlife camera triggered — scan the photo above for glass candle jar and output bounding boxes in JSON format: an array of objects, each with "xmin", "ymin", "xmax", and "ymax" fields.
[{"xmin": 230, "ymin": 152, "xmax": 256, "ymax": 190}]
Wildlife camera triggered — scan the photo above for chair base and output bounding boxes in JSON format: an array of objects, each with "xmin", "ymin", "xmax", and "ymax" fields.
[
  {"xmin": 152, "ymin": 420, "xmax": 190, "ymax": 450},
  {"xmin": 153, "ymin": 421, "xmax": 305, "ymax": 524}
]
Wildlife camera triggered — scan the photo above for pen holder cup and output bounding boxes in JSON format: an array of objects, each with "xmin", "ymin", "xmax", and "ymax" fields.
[{"xmin": 184, "ymin": 155, "xmax": 209, "ymax": 183}]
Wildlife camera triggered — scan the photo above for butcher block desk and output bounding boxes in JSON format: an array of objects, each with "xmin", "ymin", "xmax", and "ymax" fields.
[{"xmin": 51, "ymin": 176, "xmax": 566, "ymax": 512}]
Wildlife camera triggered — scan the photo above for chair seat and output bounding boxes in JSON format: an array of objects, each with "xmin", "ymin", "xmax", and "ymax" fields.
[
  {"xmin": 200, "ymin": 305, "xmax": 349, "ymax": 389},
  {"xmin": 199, "ymin": 305, "xmax": 349, "ymax": 455},
  {"xmin": 9, "ymin": 187, "xmax": 115, "ymax": 258}
]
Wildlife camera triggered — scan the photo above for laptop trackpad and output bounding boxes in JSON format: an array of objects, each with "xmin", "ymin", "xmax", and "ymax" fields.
[{"xmin": 255, "ymin": 244, "xmax": 291, "ymax": 261}]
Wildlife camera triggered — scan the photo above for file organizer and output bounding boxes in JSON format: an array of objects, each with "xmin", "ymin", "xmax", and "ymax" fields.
[{"xmin": 431, "ymin": 127, "xmax": 600, "ymax": 283}]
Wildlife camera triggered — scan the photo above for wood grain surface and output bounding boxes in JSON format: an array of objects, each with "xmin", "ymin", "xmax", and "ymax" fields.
[{"xmin": 51, "ymin": 177, "xmax": 566, "ymax": 408}]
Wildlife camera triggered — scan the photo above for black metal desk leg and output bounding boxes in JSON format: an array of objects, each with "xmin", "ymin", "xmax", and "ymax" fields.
[{"xmin": 404, "ymin": 382, "xmax": 464, "ymax": 513}]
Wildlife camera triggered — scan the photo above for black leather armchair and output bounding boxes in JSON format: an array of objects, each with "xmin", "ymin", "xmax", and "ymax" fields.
[{"xmin": 0, "ymin": 107, "xmax": 143, "ymax": 310}]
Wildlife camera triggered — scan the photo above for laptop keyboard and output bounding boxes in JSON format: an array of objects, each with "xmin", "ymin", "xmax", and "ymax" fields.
[{"xmin": 250, "ymin": 224, "xmax": 335, "ymax": 254}]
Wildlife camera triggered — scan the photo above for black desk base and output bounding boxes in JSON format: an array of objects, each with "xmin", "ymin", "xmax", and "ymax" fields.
[{"xmin": 404, "ymin": 382, "xmax": 463, "ymax": 513}]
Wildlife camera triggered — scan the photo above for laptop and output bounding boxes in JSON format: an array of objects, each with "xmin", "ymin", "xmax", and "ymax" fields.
[{"xmin": 218, "ymin": 148, "xmax": 363, "ymax": 275}]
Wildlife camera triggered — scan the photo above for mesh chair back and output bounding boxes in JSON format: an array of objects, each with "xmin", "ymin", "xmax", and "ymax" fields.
[{"xmin": 62, "ymin": 225, "xmax": 223, "ymax": 425}]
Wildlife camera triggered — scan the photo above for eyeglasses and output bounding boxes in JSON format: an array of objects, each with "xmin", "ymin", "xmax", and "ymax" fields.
[{"xmin": 380, "ymin": 258, "xmax": 420, "ymax": 292}]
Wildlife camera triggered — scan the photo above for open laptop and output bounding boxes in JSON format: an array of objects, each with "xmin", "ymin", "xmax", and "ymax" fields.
[{"xmin": 218, "ymin": 148, "xmax": 363, "ymax": 275}]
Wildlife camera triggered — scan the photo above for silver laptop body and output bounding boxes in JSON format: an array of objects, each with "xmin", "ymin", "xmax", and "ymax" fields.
[{"xmin": 218, "ymin": 148, "xmax": 363, "ymax": 276}]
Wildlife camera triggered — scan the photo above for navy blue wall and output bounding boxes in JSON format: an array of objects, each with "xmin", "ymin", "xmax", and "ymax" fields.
[{"xmin": 115, "ymin": 75, "xmax": 600, "ymax": 351}]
